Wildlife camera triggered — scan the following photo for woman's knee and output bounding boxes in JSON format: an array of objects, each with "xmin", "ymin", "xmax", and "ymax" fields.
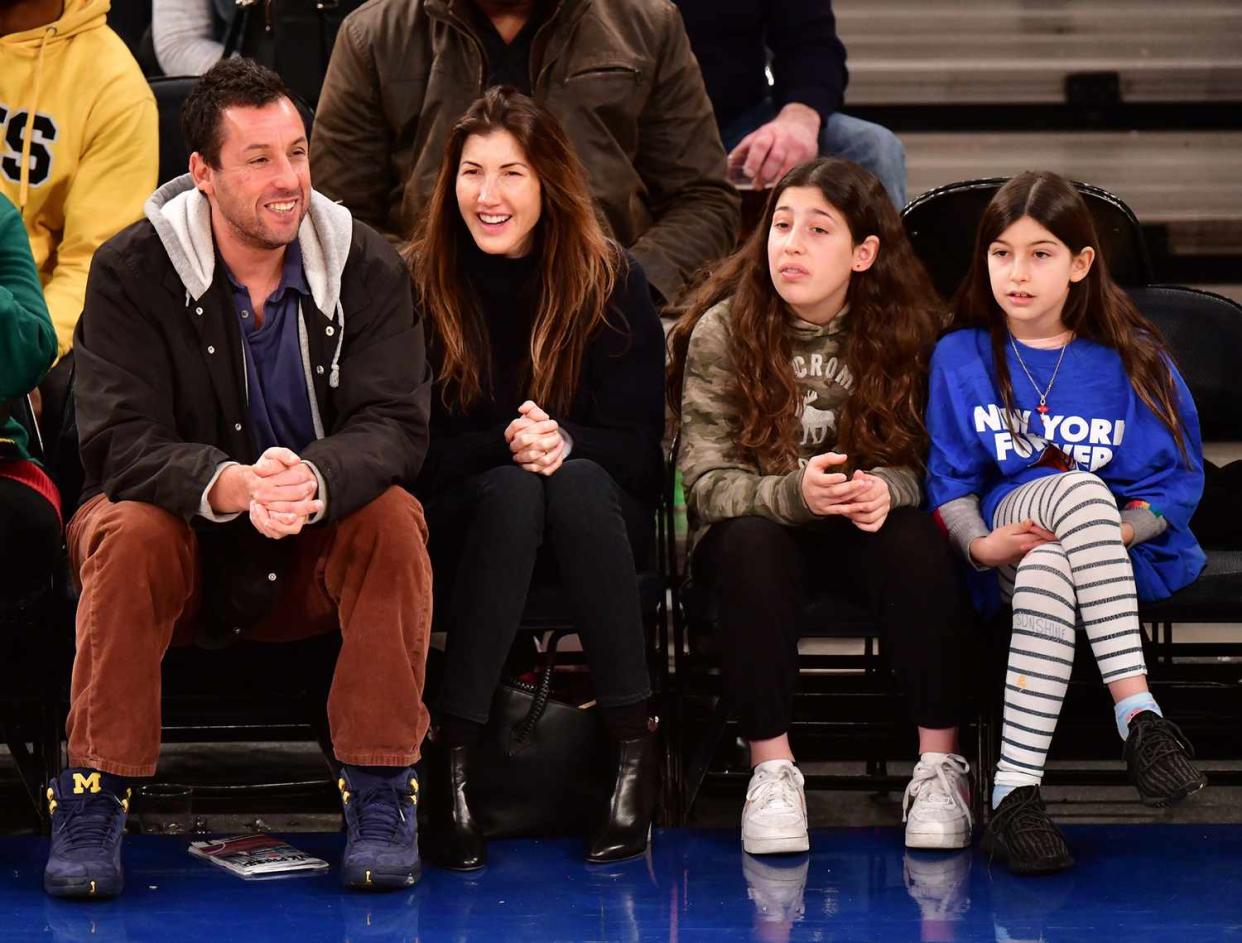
[
  {"xmin": 471, "ymin": 464, "xmax": 546, "ymax": 524},
  {"xmin": 544, "ymin": 459, "xmax": 621, "ymax": 526}
]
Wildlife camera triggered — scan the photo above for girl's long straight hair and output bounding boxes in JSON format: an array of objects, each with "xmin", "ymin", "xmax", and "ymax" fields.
[
  {"xmin": 667, "ymin": 158, "xmax": 945, "ymax": 473},
  {"xmin": 953, "ymin": 170, "xmax": 1188, "ymax": 457},
  {"xmin": 405, "ymin": 87, "xmax": 619, "ymax": 414}
]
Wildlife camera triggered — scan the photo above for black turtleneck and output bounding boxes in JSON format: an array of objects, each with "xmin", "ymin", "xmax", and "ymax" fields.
[{"xmin": 416, "ymin": 243, "xmax": 666, "ymax": 505}]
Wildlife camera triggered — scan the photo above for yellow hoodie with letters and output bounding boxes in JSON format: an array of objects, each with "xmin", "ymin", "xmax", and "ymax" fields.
[{"xmin": 1, "ymin": 0, "xmax": 157, "ymax": 357}]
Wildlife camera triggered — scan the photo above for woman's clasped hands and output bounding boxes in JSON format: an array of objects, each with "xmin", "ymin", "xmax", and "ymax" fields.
[{"xmin": 505, "ymin": 399, "xmax": 568, "ymax": 476}]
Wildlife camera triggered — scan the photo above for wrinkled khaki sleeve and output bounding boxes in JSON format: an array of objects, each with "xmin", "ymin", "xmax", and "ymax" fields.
[
  {"xmin": 677, "ymin": 307, "xmax": 816, "ymax": 529},
  {"xmin": 627, "ymin": 5, "xmax": 739, "ymax": 303},
  {"xmin": 313, "ymin": 17, "xmax": 398, "ymax": 239}
]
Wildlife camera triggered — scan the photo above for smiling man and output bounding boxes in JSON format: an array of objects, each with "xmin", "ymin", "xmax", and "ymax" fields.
[{"xmin": 46, "ymin": 59, "xmax": 435, "ymax": 899}]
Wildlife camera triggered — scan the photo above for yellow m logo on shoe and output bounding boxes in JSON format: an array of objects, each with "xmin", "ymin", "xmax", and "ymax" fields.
[{"xmin": 73, "ymin": 772, "xmax": 102, "ymax": 795}]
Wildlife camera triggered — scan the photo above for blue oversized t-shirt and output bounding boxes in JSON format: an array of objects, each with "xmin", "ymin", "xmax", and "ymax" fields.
[{"xmin": 925, "ymin": 328, "xmax": 1205, "ymax": 603}]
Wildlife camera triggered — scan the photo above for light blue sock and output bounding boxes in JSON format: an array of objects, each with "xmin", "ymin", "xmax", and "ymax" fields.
[
  {"xmin": 1114, "ymin": 692, "xmax": 1161, "ymax": 739},
  {"xmin": 991, "ymin": 783, "xmax": 1016, "ymax": 809}
]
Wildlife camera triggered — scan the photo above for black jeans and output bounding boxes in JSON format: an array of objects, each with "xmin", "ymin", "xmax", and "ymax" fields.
[
  {"xmin": 426, "ymin": 460, "xmax": 654, "ymax": 725},
  {"xmin": 692, "ymin": 509, "xmax": 969, "ymax": 741},
  {"xmin": 0, "ymin": 476, "xmax": 61, "ymax": 605}
]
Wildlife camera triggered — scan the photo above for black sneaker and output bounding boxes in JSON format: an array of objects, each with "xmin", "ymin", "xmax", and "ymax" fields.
[
  {"xmin": 43, "ymin": 768, "xmax": 130, "ymax": 899},
  {"xmin": 982, "ymin": 786, "xmax": 1073, "ymax": 876},
  {"xmin": 1124, "ymin": 711, "xmax": 1207, "ymax": 807}
]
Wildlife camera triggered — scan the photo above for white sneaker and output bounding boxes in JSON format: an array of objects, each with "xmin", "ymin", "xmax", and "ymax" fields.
[
  {"xmin": 903, "ymin": 752, "xmax": 973, "ymax": 849},
  {"xmin": 741, "ymin": 760, "xmax": 809, "ymax": 855},
  {"xmin": 742, "ymin": 851, "xmax": 809, "ymax": 923},
  {"xmin": 903, "ymin": 848, "xmax": 972, "ymax": 922}
]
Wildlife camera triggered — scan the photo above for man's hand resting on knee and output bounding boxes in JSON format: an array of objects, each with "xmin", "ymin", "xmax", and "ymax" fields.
[{"xmin": 207, "ymin": 447, "xmax": 324, "ymax": 539}]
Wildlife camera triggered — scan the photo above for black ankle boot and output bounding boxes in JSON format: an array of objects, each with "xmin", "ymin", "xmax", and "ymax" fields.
[
  {"xmin": 425, "ymin": 740, "xmax": 487, "ymax": 871},
  {"xmin": 586, "ymin": 729, "xmax": 660, "ymax": 863}
]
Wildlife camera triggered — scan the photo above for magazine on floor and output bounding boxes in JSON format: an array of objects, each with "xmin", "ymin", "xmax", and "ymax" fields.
[{"xmin": 188, "ymin": 834, "xmax": 329, "ymax": 880}]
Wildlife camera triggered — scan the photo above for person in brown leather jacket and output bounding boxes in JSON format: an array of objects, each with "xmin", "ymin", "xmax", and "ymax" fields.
[{"xmin": 311, "ymin": 0, "xmax": 739, "ymax": 306}]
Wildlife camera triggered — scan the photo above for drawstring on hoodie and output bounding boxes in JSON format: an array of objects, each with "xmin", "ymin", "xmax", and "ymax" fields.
[
  {"xmin": 328, "ymin": 301, "xmax": 344, "ymax": 388},
  {"xmin": 17, "ymin": 26, "xmax": 55, "ymax": 209}
]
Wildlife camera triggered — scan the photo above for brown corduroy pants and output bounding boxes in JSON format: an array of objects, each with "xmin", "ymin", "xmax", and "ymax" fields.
[{"xmin": 65, "ymin": 486, "xmax": 433, "ymax": 777}]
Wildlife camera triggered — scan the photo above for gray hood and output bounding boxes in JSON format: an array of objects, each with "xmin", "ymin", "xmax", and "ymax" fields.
[{"xmin": 143, "ymin": 174, "xmax": 353, "ymax": 317}]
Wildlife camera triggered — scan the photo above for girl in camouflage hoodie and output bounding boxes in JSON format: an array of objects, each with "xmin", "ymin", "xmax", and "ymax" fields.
[{"xmin": 668, "ymin": 158, "xmax": 973, "ymax": 856}]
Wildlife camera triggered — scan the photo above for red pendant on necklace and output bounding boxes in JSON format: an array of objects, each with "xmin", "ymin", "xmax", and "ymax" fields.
[{"xmin": 1037, "ymin": 403, "xmax": 1050, "ymax": 415}]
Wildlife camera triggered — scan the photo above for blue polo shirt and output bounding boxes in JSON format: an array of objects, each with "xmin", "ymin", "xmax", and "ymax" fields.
[{"xmin": 223, "ymin": 241, "xmax": 317, "ymax": 454}]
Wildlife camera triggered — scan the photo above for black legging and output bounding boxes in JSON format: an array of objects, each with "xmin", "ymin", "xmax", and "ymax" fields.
[
  {"xmin": 425, "ymin": 459, "xmax": 653, "ymax": 725},
  {"xmin": 692, "ymin": 508, "xmax": 970, "ymax": 741},
  {"xmin": 0, "ymin": 476, "xmax": 61, "ymax": 606}
]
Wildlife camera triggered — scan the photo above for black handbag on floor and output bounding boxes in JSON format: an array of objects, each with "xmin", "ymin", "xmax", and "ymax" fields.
[{"xmin": 466, "ymin": 632, "xmax": 612, "ymax": 839}]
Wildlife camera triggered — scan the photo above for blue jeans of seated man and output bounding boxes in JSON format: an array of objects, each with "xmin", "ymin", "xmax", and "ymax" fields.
[{"xmin": 720, "ymin": 98, "xmax": 907, "ymax": 209}]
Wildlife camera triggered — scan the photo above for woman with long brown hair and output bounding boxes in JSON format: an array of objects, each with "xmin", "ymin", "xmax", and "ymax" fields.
[
  {"xmin": 408, "ymin": 87, "xmax": 664, "ymax": 869},
  {"xmin": 926, "ymin": 171, "xmax": 1206, "ymax": 876},
  {"xmin": 668, "ymin": 158, "xmax": 972, "ymax": 856}
]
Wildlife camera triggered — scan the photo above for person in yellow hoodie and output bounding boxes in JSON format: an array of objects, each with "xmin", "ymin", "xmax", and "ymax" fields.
[{"xmin": 1, "ymin": 0, "xmax": 157, "ymax": 359}]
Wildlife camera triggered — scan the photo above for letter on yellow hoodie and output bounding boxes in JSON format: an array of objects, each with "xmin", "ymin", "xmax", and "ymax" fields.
[{"xmin": 1, "ymin": 0, "xmax": 158, "ymax": 357}]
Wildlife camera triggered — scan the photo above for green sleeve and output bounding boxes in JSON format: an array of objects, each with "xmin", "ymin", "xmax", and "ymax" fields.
[{"xmin": 0, "ymin": 194, "xmax": 56, "ymax": 399}]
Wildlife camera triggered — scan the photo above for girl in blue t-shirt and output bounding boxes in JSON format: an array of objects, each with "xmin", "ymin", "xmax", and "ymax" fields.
[{"xmin": 925, "ymin": 171, "xmax": 1206, "ymax": 875}]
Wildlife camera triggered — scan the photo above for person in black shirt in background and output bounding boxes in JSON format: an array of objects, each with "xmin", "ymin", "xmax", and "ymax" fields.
[
  {"xmin": 408, "ymin": 88, "xmax": 665, "ymax": 871},
  {"xmin": 676, "ymin": 0, "xmax": 908, "ymax": 208}
]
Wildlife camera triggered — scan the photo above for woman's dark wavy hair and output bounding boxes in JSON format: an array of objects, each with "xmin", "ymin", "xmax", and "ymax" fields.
[
  {"xmin": 667, "ymin": 158, "xmax": 945, "ymax": 474},
  {"xmin": 405, "ymin": 87, "xmax": 619, "ymax": 414},
  {"xmin": 953, "ymin": 170, "xmax": 1187, "ymax": 457}
]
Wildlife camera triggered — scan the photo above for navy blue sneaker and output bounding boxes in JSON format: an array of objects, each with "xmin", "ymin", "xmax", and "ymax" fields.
[
  {"xmin": 43, "ymin": 768, "xmax": 130, "ymax": 899},
  {"xmin": 338, "ymin": 766, "xmax": 421, "ymax": 890}
]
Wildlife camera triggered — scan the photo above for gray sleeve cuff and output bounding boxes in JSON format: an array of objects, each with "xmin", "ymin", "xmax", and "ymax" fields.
[
  {"xmin": 936, "ymin": 495, "xmax": 991, "ymax": 570},
  {"xmin": 303, "ymin": 460, "xmax": 329, "ymax": 525},
  {"xmin": 197, "ymin": 462, "xmax": 244, "ymax": 523},
  {"xmin": 560, "ymin": 428, "xmax": 574, "ymax": 460},
  {"xmin": 1121, "ymin": 507, "xmax": 1167, "ymax": 546}
]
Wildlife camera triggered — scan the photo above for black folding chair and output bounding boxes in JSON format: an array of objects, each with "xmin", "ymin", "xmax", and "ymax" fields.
[{"xmin": 902, "ymin": 177, "xmax": 1153, "ymax": 302}]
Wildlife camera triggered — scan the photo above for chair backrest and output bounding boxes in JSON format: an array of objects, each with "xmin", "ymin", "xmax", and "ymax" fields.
[
  {"xmin": 150, "ymin": 77, "xmax": 198, "ymax": 187},
  {"xmin": 901, "ymin": 177, "xmax": 1153, "ymax": 302},
  {"xmin": 1127, "ymin": 285, "xmax": 1242, "ymax": 442},
  {"xmin": 148, "ymin": 77, "xmax": 315, "ymax": 187}
]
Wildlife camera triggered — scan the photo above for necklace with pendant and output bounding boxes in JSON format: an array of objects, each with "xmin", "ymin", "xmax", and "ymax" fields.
[{"xmin": 1008, "ymin": 331, "xmax": 1072, "ymax": 415}]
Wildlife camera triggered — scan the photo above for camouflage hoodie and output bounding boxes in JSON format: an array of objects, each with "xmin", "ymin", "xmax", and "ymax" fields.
[{"xmin": 677, "ymin": 298, "xmax": 922, "ymax": 553}]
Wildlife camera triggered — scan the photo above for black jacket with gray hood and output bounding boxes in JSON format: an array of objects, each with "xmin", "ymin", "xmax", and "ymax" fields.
[{"xmin": 73, "ymin": 174, "xmax": 431, "ymax": 639}]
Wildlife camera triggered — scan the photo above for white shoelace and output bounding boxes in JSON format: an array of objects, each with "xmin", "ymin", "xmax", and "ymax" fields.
[
  {"xmin": 902, "ymin": 755, "xmax": 973, "ymax": 829},
  {"xmin": 747, "ymin": 765, "xmax": 803, "ymax": 814}
]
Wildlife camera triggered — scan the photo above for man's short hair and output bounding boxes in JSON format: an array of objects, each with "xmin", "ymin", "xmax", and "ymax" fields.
[{"xmin": 182, "ymin": 59, "xmax": 294, "ymax": 168}]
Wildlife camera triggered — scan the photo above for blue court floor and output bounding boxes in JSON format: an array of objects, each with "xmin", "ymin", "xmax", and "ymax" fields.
[{"xmin": 2, "ymin": 825, "xmax": 1240, "ymax": 942}]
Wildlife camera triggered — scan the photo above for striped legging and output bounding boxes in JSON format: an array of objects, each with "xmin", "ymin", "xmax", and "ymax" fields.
[{"xmin": 992, "ymin": 471, "xmax": 1147, "ymax": 791}]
